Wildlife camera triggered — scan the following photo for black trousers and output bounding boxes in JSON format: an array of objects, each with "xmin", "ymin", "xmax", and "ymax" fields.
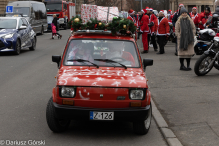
[
  {"xmin": 148, "ymin": 34, "xmax": 158, "ymax": 49},
  {"xmin": 157, "ymin": 35, "xmax": 166, "ymax": 53}
]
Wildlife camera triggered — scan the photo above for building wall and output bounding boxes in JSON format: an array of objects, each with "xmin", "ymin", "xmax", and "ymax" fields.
[{"xmin": 169, "ymin": 0, "xmax": 215, "ymax": 13}]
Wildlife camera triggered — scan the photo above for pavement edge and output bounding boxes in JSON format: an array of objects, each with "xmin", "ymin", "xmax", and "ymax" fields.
[{"xmin": 151, "ymin": 99, "xmax": 183, "ymax": 146}]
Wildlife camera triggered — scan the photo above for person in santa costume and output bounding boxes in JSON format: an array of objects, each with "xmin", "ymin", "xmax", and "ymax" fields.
[
  {"xmin": 148, "ymin": 8, "xmax": 158, "ymax": 51},
  {"xmin": 127, "ymin": 9, "xmax": 137, "ymax": 41},
  {"xmin": 198, "ymin": 7, "xmax": 212, "ymax": 30},
  {"xmin": 156, "ymin": 10, "xmax": 170, "ymax": 54},
  {"xmin": 139, "ymin": 9, "xmax": 150, "ymax": 53},
  {"xmin": 127, "ymin": 9, "xmax": 136, "ymax": 23},
  {"xmin": 190, "ymin": 7, "xmax": 199, "ymax": 27},
  {"xmin": 137, "ymin": 9, "xmax": 147, "ymax": 39},
  {"xmin": 167, "ymin": 10, "xmax": 172, "ymax": 21}
]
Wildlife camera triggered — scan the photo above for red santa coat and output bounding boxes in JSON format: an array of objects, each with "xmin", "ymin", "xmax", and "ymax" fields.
[
  {"xmin": 190, "ymin": 12, "xmax": 198, "ymax": 21},
  {"xmin": 151, "ymin": 16, "xmax": 158, "ymax": 34},
  {"xmin": 156, "ymin": 17, "xmax": 170, "ymax": 35},
  {"xmin": 127, "ymin": 15, "xmax": 137, "ymax": 41},
  {"xmin": 127, "ymin": 15, "xmax": 136, "ymax": 23},
  {"xmin": 148, "ymin": 14, "xmax": 157, "ymax": 34},
  {"xmin": 140, "ymin": 14, "xmax": 149, "ymax": 33},
  {"xmin": 198, "ymin": 11, "xmax": 212, "ymax": 29}
]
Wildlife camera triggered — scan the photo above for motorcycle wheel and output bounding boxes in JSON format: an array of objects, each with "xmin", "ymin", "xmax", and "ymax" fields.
[{"xmin": 194, "ymin": 54, "xmax": 215, "ymax": 76}]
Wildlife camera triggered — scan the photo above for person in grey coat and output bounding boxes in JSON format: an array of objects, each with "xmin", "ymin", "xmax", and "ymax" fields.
[{"xmin": 175, "ymin": 7, "xmax": 196, "ymax": 71}]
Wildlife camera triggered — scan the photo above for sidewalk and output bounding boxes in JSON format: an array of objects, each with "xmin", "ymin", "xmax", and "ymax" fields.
[{"xmin": 139, "ymin": 40, "xmax": 219, "ymax": 146}]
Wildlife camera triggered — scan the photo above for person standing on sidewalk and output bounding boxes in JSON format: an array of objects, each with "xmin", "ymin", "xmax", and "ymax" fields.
[
  {"xmin": 139, "ymin": 9, "xmax": 150, "ymax": 54},
  {"xmin": 156, "ymin": 10, "xmax": 169, "ymax": 54},
  {"xmin": 175, "ymin": 7, "xmax": 196, "ymax": 71},
  {"xmin": 172, "ymin": 4, "xmax": 187, "ymax": 56},
  {"xmin": 51, "ymin": 14, "xmax": 62, "ymax": 39}
]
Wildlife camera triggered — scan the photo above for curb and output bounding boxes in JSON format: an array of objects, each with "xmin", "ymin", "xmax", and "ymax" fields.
[{"xmin": 151, "ymin": 99, "xmax": 183, "ymax": 146}]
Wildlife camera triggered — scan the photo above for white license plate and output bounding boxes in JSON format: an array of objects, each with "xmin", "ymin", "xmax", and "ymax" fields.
[{"xmin": 90, "ymin": 111, "xmax": 114, "ymax": 120}]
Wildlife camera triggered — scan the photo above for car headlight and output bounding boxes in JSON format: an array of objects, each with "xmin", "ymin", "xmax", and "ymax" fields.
[
  {"xmin": 130, "ymin": 90, "xmax": 144, "ymax": 100},
  {"xmin": 3, "ymin": 33, "xmax": 14, "ymax": 39},
  {"xmin": 60, "ymin": 86, "xmax": 75, "ymax": 98}
]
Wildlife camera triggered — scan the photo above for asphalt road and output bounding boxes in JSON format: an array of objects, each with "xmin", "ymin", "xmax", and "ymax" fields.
[
  {"xmin": 0, "ymin": 30, "xmax": 167, "ymax": 146},
  {"xmin": 141, "ymin": 42, "xmax": 219, "ymax": 146}
]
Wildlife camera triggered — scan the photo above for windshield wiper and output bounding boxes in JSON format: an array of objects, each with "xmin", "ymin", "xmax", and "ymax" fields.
[
  {"xmin": 94, "ymin": 59, "xmax": 127, "ymax": 69},
  {"xmin": 67, "ymin": 59, "xmax": 99, "ymax": 68}
]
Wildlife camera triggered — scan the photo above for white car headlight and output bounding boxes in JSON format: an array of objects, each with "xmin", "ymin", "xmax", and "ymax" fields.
[
  {"xmin": 130, "ymin": 90, "xmax": 144, "ymax": 100},
  {"xmin": 60, "ymin": 86, "xmax": 75, "ymax": 98},
  {"xmin": 3, "ymin": 33, "xmax": 14, "ymax": 39}
]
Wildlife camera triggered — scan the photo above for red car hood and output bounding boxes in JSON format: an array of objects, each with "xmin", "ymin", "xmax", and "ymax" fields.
[{"xmin": 57, "ymin": 66, "xmax": 147, "ymax": 88}]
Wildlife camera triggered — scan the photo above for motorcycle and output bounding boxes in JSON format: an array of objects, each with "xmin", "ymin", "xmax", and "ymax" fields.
[
  {"xmin": 194, "ymin": 14, "xmax": 219, "ymax": 55},
  {"xmin": 194, "ymin": 28, "xmax": 215, "ymax": 55},
  {"xmin": 194, "ymin": 35, "xmax": 219, "ymax": 76}
]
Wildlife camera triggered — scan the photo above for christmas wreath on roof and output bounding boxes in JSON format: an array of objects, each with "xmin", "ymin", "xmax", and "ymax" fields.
[{"xmin": 70, "ymin": 16, "xmax": 137, "ymax": 35}]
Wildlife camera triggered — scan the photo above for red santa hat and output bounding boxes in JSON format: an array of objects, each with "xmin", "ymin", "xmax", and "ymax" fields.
[
  {"xmin": 141, "ymin": 9, "xmax": 147, "ymax": 14},
  {"xmin": 149, "ymin": 8, "xmax": 153, "ymax": 11},
  {"xmin": 159, "ymin": 10, "xmax": 164, "ymax": 14},
  {"xmin": 128, "ymin": 9, "xmax": 135, "ymax": 14},
  {"xmin": 192, "ymin": 7, "xmax": 197, "ymax": 10},
  {"xmin": 168, "ymin": 10, "xmax": 172, "ymax": 14},
  {"xmin": 145, "ymin": 7, "xmax": 150, "ymax": 10},
  {"xmin": 179, "ymin": 4, "xmax": 184, "ymax": 7}
]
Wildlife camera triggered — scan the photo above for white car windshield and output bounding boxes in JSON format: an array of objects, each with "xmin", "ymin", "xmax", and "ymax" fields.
[
  {"xmin": 64, "ymin": 40, "xmax": 140, "ymax": 68},
  {"xmin": 0, "ymin": 19, "xmax": 17, "ymax": 29}
]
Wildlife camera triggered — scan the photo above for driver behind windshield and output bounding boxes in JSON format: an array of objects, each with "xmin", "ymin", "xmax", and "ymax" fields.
[
  {"xmin": 67, "ymin": 41, "xmax": 94, "ymax": 65},
  {"xmin": 105, "ymin": 42, "xmax": 135, "ymax": 66}
]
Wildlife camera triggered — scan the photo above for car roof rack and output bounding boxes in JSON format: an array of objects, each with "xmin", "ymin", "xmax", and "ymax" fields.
[{"xmin": 73, "ymin": 30, "xmax": 112, "ymax": 35}]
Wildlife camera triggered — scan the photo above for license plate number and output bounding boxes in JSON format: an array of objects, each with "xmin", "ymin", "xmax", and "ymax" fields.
[{"xmin": 90, "ymin": 111, "xmax": 114, "ymax": 120}]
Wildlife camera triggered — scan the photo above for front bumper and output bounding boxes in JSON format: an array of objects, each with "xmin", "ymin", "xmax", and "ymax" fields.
[
  {"xmin": 0, "ymin": 39, "xmax": 15, "ymax": 52},
  {"xmin": 53, "ymin": 102, "xmax": 150, "ymax": 122}
]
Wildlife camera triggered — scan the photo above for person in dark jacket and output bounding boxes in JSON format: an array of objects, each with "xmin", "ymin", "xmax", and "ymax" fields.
[
  {"xmin": 172, "ymin": 4, "xmax": 190, "ymax": 56},
  {"xmin": 51, "ymin": 14, "xmax": 62, "ymax": 39}
]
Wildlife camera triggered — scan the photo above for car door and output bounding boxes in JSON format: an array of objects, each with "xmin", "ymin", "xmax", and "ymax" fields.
[
  {"xmin": 17, "ymin": 19, "xmax": 28, "ymax": 48},
  {"xmin": 21, "ymin": 18, "xmax": 32, "ymax": 47}
]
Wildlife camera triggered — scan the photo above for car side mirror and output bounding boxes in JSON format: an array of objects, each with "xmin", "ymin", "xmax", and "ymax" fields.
[
  {"xmin": 143, "ymin": 59, "xmax": 153, "ymax": 71},
  {"xmin": 19, "ymin": 25, "xmax": 27, "ymax": 30},
  {"xmin": 52, "ymin": 55, "xmax": 61, "ymax": 68}
]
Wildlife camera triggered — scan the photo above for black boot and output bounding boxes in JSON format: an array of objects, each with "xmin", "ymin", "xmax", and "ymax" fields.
[
  {"xmin": 186, "ymin": 58, "xmax": 191, "ymax": 70},
  {"xmin": 179, "ymin": 58, "xmax": 189, "ymax": 71}
]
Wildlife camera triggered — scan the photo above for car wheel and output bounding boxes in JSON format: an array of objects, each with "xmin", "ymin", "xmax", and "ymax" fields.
[
  {"xmin": 14, "ymin": 40, "xmax": 21, "ymax": 55},
  {"xmin": 29, "ymin": 37, "xmax": 36, "ymax": 51},
  {"xmin": 133, "ymin": 103, "xmax": 152, "ymax": 135},
  {"xmin": 46, "ymin": 97, "xmax": 70, "ymax": 133},
  {"xmin": 41, "ymin": 26, "xmax": 44, "ymax": 35}
]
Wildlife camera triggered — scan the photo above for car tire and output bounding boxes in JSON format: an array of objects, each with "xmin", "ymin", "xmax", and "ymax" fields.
[
  {"xmin": 46, "ymin": 97, "xmax": 70, "ymax": 133},
  {"xmin": 14, "ymin": 40, "xmax": 21, "ymax": 55},
  {"xmin": 29, "ymin": 37, "xmax": 36, "ymax": 51},
  {"xmin": 41, "ymin": 26, "xmax": 44, "ymax": 35},
  {"xmin": 133, "ymin": 103, "xmax": 152, "ymax": 135}
]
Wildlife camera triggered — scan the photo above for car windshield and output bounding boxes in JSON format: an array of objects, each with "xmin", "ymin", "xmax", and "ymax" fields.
[
  {"xmin": 13, "ymin": 7, "xmax": 30, "ymax": 16},
  {"xmin": 47, "ymin": 16, "xmax": 53, "ymax": 23},
  {"xmin": 64, "ymin": 39, "xmax": 140, "ymax": 68},
  {"xmin": 0, "ymin": 19, "xmax": 17, "ymax": 29},
  {"xmin": 46, "ymin": 3, "xmax": 62, "ymax": 11}
]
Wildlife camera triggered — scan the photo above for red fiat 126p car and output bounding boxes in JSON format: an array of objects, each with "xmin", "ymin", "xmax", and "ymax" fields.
[{"xmin": 46, "ymin": 30, "xmax": 153, "ymax": 135}]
